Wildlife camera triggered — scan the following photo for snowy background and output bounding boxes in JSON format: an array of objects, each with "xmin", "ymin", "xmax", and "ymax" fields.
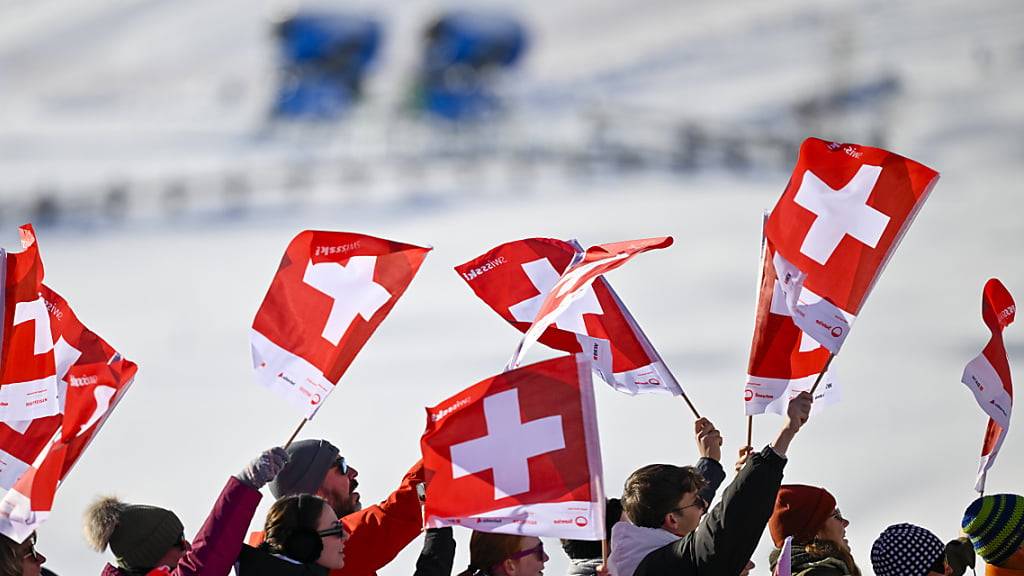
[{"xmin": 2, "ymin": 0, "xmax": 1023, "ymax": 574}]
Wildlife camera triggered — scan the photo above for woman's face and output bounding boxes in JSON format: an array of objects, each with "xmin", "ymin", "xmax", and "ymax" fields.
[
  {"xmin": 816, "ymin": 508, "xmax": 849, "ymax": 546},
  {"xmin": 18, "ymin": 535, "xmax": 46, "ymax": 576},
  {"xmin": 315, "ymin": 502, "xmax": 348, "ymax": 569},
  {"xmin": 506, "ymin": 536, "xmax": 548, "ymax": 576}
]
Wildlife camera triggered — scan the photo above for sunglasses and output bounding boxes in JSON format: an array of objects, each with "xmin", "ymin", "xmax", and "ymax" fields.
[
  {"xmin": 493, "ymin": 542, "xmax": 545, "ymax": 570},
  {"xmin": 335, "ymin": 456, "xmax": 349, "ymax": 475},
  {"xmin": 672, "ymin": 494, "xmax": 708, "ymax": 515},
  {"xmin": 318, "ymin": 522, "xmax": 347, "ymax": 540}
]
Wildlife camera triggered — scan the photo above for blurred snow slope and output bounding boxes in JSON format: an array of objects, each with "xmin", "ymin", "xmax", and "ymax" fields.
[{"xmin": 2, "ymin": 0, "xmax": 1024, "ymax": 574}]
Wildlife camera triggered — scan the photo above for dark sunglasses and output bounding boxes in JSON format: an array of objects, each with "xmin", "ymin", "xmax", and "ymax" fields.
[
  {"xmin": 672, "ymin": 494, "xmax": 708, "ymax": 514},
  {"xmin": 334, "ymin": 456, "xmax": 349, "ymax": 475},
  {"xmin": 493, "ymin": 542, "xmax": 545, "ymax": 569},
  {"xmin": 318, "ymin": 523, "xmax": 346, "ymax": 539}
]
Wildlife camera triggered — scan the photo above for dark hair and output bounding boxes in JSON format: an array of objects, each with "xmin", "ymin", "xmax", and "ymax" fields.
[
  {"xmin": 263, "ymin": 494, "xmax": 329, "ymax": 559},
  {"xmin": 622, "ymin": 464, "xmax": 707, "ymax": 528},
  {"xmin": 0, "ymin": 533, "xmax": 33, "ymax": 576},
  {"xmin": 455, "ymin": 531, "xmax": 526, "ymax": 576}
]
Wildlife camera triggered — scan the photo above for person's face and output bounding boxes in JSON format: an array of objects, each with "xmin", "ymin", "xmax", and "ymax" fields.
[
  {"xmin": 816, "ymin": 508, "xmax": 849, "ymax": 546},
  {"xmin": 18, "ymin": 535, "xmax": 46, "ymax": 576},
  {"xmin": 318, "ymin": 457, "xmax": 360, "ymax": 517},
  {"xmin": 315, "ymin": 503, "xmax": 349, "ymax": 569},
  {"xmin": 503, "ymin": 537, "xmax": 548, "ymax": 576},
  {"xmin": 663, "ymin": 490, "xmax": 706, "ymax": 537}
]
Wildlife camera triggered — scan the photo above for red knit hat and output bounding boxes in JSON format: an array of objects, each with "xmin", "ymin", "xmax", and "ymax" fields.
[{"xmin": 769, "ymin": 484, "xmax": 837, "ymax": 547}]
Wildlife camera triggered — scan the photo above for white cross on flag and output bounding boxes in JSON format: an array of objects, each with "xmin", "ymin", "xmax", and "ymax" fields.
[
  {"xmin": 745, "ymin": 238, "xmax": 840, "ymax": 416},
  {"xmin": 251, "ymin": 231, "xmax": 430, "ymax": 419},
  {"xmin": 766, "ymin": 138, "xmax": 939, "ymax": 353},
  {"xmin": 0, "ymin": 225, "xmax": 137, "ymax": 542},
  {"xmin": 421, "ymin": 355, "xmax": 605, "ymax": 540},
  {"xmin": 961, "ymin": 278, "xmax": 1015, "ymax": 493},
  {"xmin": 455, "ymin": 237, "xmax": 681, "ymax": 395}
]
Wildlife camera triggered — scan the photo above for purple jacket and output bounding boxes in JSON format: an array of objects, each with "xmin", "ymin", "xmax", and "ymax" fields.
[{"xmin": 101, "ymin": 476, "xmax": 262, "ymax": 576}]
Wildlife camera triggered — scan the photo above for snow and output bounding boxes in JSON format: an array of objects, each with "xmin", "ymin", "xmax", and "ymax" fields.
[{"xmin": 1, "ymin": 1, "xmax": 1023, "ymax": 575}]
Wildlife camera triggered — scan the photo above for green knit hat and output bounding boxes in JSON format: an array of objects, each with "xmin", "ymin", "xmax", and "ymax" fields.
[
  {"xmin": 962, "ymin": 494, "xmax": 1024, "ymax": 566},
  {"xmin": 84, "ymin": 496, "xmax": 184, "ymax": 571}
]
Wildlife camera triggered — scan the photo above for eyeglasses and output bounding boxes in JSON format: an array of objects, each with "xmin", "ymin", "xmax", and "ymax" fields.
[
  {"xmin": 672, "ymin": 494, "xmax": 708, "ymax": 515},
  {"xmin": 335, "ymin": 456, "xmax": 349, "ymax": 475},
  {"xmin": 21, "ymin": 536, "xmax": 42, "ymax": 562},
  {"xmin": 831, "ymin": 509, "xmax": 846, "ymax": 522},
  {"xmin": 318, "ymin": 522, "xmax": 347, "ymax": 540}
]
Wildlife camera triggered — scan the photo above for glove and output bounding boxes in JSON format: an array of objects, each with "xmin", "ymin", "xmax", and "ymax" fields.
[{"xmin": 236, "ymin": 446, "xmax": 289, "ymax": 489}]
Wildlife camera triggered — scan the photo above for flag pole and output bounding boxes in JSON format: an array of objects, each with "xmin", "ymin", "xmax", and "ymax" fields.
[
  {"xmin": 746, "ymin": 415, "xmax": 753, "ymax": 450},
  {"xmin": 808, "ymin": 353, "xmax": 835, "ymax": 395},
  {"xmin": 284, "ymin": 418, "xmax": 307, "ymax": 449},
  {"xmin": 680, "ymin": 393, "xmax": 701, "ymax": 419}
]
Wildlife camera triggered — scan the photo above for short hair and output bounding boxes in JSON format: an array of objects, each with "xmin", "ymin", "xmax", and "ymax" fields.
[{"xmin": 621, "ymin": 464, "xmax": 707, "ymax": 528}]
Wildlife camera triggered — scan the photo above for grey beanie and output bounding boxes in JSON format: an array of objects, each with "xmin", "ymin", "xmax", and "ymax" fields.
[
  {"xmin": 84, "ymin": 496, "xmax": 184, "ymax": 571},
  {"xmin": 269, "ymin": 439, "xmax": 340, "ymax": 498}
]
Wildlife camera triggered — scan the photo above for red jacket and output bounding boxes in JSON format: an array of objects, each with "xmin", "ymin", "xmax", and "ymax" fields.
[{"xmin": 101, "ymin": 476, "xmax": 262, "ymax": 576}]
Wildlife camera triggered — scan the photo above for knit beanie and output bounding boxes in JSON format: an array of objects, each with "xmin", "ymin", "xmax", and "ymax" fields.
[
  {"xmin": 768, "ymin": 484, "xmax": 837, "ymax": 547},
  {"xmin": 870, "ymin": 523, "xmax": 944, "ymax": 576},
  {"xmin": 961, "ymin": 493, "xmax": 1024, "ymax": 566},
  {"xmin": 84, "ymin": 497, "xmax": 184, "ymax": 571},
  {"xmin": 269, "ymin": 438, "xmax": 340, "ymax": 499}
]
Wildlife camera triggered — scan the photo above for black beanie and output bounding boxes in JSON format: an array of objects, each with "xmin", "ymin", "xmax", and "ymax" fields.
[
  {"xmin": 84, "ymin": 496, "xmax": 183, "ymax": 571},
  {"xmin": 269, "ymin": 438, "xmax": 340, "ymax": 499}
]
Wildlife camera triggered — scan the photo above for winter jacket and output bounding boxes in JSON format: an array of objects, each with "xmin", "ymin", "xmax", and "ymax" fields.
[
  {"xmin": 100, "ymin": 476, "xmax": 262, "ymax": 576},
  {"xmin": 633, "ymin": 445, "xmax": 787, "ymax": 576},
  {"xmin": 694, "ymin": 457, "xmax": 725, "ymax": 508},
  {"xmin": 608, "ymin": 523, "xmax": 678, "ymax": 576},
  {"xmin": 235, "ymin": 545, "xmax": 331, "ymax": 576},
  {"xmin": 413, "ymin": 528, "xmax": 456, "ymax": 576},
  {"xmin": 566, "ymin": 558, "xmax": 603, "ymax": 576},
  {"xmin": 769, "ymin": 544, "xmax": 850, "ymax": 576}
]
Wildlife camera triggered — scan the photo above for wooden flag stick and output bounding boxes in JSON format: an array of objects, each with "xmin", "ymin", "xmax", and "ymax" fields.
[
  {"xmin": 808, "ymin": 353, "xmax": 836, "ymax": 395},
  {"xmin": 746, "ymin": 415, "xmax": 753, "ymax": 450},
  {"xmin": 284, "ymin": 418, "xmax": 307, "ymax": 449},
  {"xmin": 680, "ymin": 392, "xmax": 701, "ymax": 420}
]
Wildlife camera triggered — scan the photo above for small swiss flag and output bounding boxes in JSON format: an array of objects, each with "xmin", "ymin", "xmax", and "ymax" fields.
[
  {"xmin": 421, "ymin": 355, "xmax": 605, "ymax": 539},
  {"xmin": 251, "ymin": 231, "xmax": 430, "ymax": 419}
]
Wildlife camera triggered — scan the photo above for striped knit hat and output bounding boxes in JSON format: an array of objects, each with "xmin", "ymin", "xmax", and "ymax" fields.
[{"xmin": 962, "ymin": 494, "xmax": 1024, "ymax": 565}]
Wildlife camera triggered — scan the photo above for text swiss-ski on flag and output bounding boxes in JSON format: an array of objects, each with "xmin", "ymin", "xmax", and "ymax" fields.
[
  {"xmin": 766, "ymin": 138, "xmax": 939, "ymax": 353},
  {"xmin": 456, "ymin": 237, "xmax": 680, "ymax": 396},
  {"xmin": 0, "ymin": 224, "xmax": 137, "ymax": 542},
  {"xmin": 421, "ymin": 355, "xmax": 605, "ymax": 540},
  {"xmin": 961, "ymin": 278, "xmax": 1015, "ymax": 492},
  {"xmin": 251, "ymin": 231, "xmax": 430, "ymax": 419}
]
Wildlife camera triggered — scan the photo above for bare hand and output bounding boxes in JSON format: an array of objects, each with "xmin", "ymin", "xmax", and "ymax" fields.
[
  {"xmin": 596, "ymin": 564, "xmax": 610, "ymax": 576},
  {"xmin": 694, "ymin": 417, "xmax": 723, "ymax": 462},
  {"xmin": 784, "ymin": 391, "xmax": 813, "ymax": 433},
  {"xmin": 734, "ymin": 446, "xmax": 753, "ymax": 474}
]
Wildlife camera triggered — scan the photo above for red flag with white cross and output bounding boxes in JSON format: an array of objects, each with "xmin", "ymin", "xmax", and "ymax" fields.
[
  {"xmin": 766, "ymin": 138, "xmax": 939, "ymax": 353},
  {"xmin": 251, "ymin": 231, "xmax": 430, "ymax": 419},
  {"xmin": 0, "ymin": 225, "xmax": 137, "ymax": 542},
  {"xmin": 421, "ymin": 355, "xmax": 605, "ymax": 539},
  {"xmin": 961, "ymin": 278, "xmax": 1015, "ymax": 492},
  {"xmin": 456, "ymin": 238, "xmax": 681, "ymax": 396}
]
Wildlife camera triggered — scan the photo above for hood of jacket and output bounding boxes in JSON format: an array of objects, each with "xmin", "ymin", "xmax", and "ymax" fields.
[{"xmin": 608, "ymin": 521, "xmax": 679, "ymax": 576}]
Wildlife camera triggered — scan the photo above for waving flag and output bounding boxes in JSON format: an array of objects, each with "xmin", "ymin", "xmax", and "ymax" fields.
[
  {"xmin": 421, "ymin": 355, "xmax": 604, "ymax": 539},
  {"xmin": 456, "ymin": 238, "xmax": 681, "ymax": 395},
  {"xmin": 745, "ymin": 239, "xmax": 839, "ymax": 415},
  {"xmin": 251, "ymin": 231, "xmax": 430, "ymax": 419},
  {"xmin": 961, "ymin": 278, "xmax": 1015, "ymax": 493},
  {"xmin": 0, "ymin": 225, "xmax": 137, "ymax": 542},
  {"xmin": 766, "ymin": 138, "xmax": 938, "ymax": 353}
]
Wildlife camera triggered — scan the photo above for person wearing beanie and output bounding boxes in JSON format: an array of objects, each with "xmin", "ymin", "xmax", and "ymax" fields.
[
  {"xmin": 255, "ymin": 438, "xmax": 425, "ymax": 576},
  {"xmin": 962, "ymin": 493, "xmax": 1024, "ymax": 574},
  {"xmin": 84, "ymin": 446, "xmax": 288, "ymax": 576},
  {"xmin": 607, "ymin": 417, "xmax": 728, "ymax": 576},
  {"xmin": 871, "ymin": 523, "xmax": 949, "ymax": 576},
  {"xmin": 767, "ymin": 485, "xmax": 861, "ymax": 576},
  {"xmin": 630, "ymin": 392, "xmax": 814, "ymax": 576}
]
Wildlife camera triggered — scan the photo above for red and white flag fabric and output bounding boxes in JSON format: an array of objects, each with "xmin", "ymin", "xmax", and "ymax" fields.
[
  {"xmin": 961, "ymin": 278, "xmax": 1015, "ymax": 493},
  {"xmin": 0, "ymin": 225, "xmax": 137, "ymax": 542},
  {"xmin": 745, "ymin": 238, "xmax": 840, "ymax": 415},
  {"xmin": 251, "ymin": 231, "xmax": 430, "ymax": 419},
  {"xmin": 456, "ymin": 237, "xmax": 681, "ymax": 396},
  {"xmin": 774, "ymin": 536, "xmax": 793, "ymax": 576},
  {"xmin": 421, "ymin": 355, "xmax": 604, "ymax": 540},
  {"xmin": 766, "ymin": 138, "xmax": 939, "ymax": 353}
]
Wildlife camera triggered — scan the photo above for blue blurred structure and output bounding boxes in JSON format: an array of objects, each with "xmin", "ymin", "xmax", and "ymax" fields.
[
  {"xmin": 416, "ymin": 11, "xmax": 528, "ymax": 121},
  {"xmin": 271, "ymin": 11, "xmax": 381, "ymax": 119}
]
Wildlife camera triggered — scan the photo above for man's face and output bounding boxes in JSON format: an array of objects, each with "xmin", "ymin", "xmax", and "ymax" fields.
[
  {"xmin": 662, "ymin": 490, "xmax": 706, "ymax": 537},
  {"xmin": 318, "ymin": 458, "xmax": 361, "ymax": 517}
]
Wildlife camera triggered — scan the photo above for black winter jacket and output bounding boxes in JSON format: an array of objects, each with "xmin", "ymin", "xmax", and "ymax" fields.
[
  {"xmin": 633, "ymin": 446, "xmax": 787, "ymax": 576},
  {"xmin": 235, "ymin": 545, "xmax": 331, "ymax": 576},
  {"xmin": 413, "ymin": 528, "xmax": 456, "ymax": 576}
]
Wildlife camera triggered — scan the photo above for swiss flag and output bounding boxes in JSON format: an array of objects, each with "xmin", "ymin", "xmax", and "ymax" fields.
[
  {"xmin": 251, "ymin": 231, "xmax": 430, "ymax": 419},
  {"xmin": 766, "ymin": 138, "xmax": 938, "ymax": 352},
  {"xmin": 0, "ymin": 225, "xmax": 137, "ymax": 542},
  {"xmin": 421, "ymin": 355, "xmax": 605, "ymax": 540},
  {"xmin": 456, "ymin": 238, "xmax": 681, "ymax": 395},
  {"xmin": 961, "ymin": 278, "xmax": 1014, "ymax": 492},
  {"xmin": 745, "ymin": 239, "xmax": 839, "ymax": 415}
]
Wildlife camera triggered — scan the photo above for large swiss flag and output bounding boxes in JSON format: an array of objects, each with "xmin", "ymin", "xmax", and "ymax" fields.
[
  {"xmin": 251, "ymin": 231, "xmax": 430, "ymax": 419},
  {"xmin": 421, "ymin": 355, "xmax": 605, "ymax": 539},
  {"xmin": 766, "ymin": 138, "xmax": 938, "ymax": 352},
  {"xmin": 456, "ymin": 238, "xmax": 681, "ymax": 395}
]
